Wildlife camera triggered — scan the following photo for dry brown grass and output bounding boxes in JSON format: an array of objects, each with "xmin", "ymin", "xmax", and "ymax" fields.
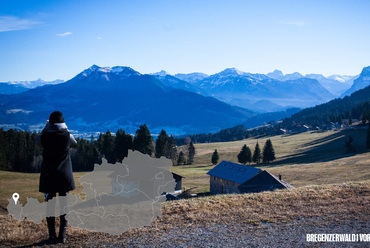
[
  {"xmin": 159, "ymin": 181, "xmax": 370, "ymax": 227},
  {"xmin": 1, "ymin": 181, "xmax": 369, "ymax": 247}
]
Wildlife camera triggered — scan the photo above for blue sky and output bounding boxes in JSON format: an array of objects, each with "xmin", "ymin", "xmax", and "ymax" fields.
[{"xmin": 0, "ymin": 0, "xmax": 369, "ymax": 81}]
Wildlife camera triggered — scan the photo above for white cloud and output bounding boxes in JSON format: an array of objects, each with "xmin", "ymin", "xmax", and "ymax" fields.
[
  {"xmin": 0, "ymin": 16, "xmax": 41, "ymax": 32},
  {"xmin": 279, "ymin": 21, "xmax": 307, "ymax": 27},
  {"xmin": 57, "ymin": 32, "xmax": 72, "ymax": 37},
  {"xmin": 97, "ymin": 36, "xmax": 102, "ymax": 40}
]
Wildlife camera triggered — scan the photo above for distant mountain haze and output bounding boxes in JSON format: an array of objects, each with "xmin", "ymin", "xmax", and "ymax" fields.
[
  {"xmin": 2, "ymin": 65, "xmax": 368, "ymax": 135},
  {"xmin": 182, "ymin": 68, "xmax": 335, "ymax": 111},
  {"xmin": 0, "ymin": 79, "xmax": 64, "ymax": 94}
]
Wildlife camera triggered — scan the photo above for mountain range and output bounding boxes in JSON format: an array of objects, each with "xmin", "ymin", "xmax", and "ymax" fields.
[
  {"xmin": 1, "ymin": 65, "xmax": 369, "ymax": 135},
  {"xmin": 179, "ymin": 68, "xmax": 335, "ymax": 112},
  {"xmin": 0, "ymin": 79, "xmax": 64, "ymax": 94},
  {"xmin": 0, "ymin": 65, "xmax": 254, "ymax": 134}
]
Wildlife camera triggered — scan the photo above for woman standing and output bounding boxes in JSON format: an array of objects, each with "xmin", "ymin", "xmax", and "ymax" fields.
[{"xmin": 36, "ymin": 111, "xmax": 77, "ymax": 244}]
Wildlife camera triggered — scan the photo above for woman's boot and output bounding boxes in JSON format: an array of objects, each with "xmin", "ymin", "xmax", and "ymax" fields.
[
  {"xmin": 58, "ymin": 214, "xmax": 67, "ymax": 243},
  {"xmin": 46, "ymin": 217, "xmax": 57, "ymax": 244}
]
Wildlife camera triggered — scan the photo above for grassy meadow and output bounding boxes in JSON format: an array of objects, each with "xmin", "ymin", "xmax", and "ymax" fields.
[
  {"xmin": 1, "ymin": 128, "xmax": 369, "ymax": 215},
  {"xmin": 171, "ymin": 128, "xmax": 370, "ymax": 193}
]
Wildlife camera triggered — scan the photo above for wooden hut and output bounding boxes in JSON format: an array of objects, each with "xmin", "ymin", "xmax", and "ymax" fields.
[{"xmin": 207, "ymin": 161, "xmax": 293, "ymax": 194}]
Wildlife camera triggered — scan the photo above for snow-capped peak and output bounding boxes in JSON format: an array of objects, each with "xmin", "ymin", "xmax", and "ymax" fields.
[
  {"xmin": 327, "ymin": 75, "xmax": 356, "ymax": 83},
  {"xmin": 151, "ymin": 70, "xmax": 169, "ymax": 77},
  {"xmin": 8, "ymin": 78, "xmax": 64, "ymax": 88},
  {"xmin": 81, "ymin": 65, "xmax": 140, "ymax": 77},
  {"xmin": 220, "ymin": 68, "xmax": 246, "ymax": 76}
]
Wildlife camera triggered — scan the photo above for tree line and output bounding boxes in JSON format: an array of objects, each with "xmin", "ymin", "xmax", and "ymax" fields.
[
  {"xmin": 210, "ymin": 139, "xmax": 276, "ymax": 166},
  {"xmin": 0, "ymin": 124, "xmax": 196, "ymax": 173},
  {"xmin": 2, "ymin": 122, "xmax": 369, "ymax": 173},
  {"xmin": 175, "ymin": 124, "xmax": 284, "ymax": 145}
]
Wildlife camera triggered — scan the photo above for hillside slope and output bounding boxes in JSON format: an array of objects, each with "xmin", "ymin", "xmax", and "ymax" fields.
[
  {"xmin": 341, "ymin": 66, "xmax": 370, "ymax": 97},
  {"xmin": 282, "ymin": 78, "xmax": 370, "ymax": 127}
]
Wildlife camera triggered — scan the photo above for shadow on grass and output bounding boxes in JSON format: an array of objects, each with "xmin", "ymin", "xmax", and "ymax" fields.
[
  {"xmin": 16, "ymin": 239, "xmax": 54, "ymax": 248},
  {"xmin": 261, "ymin": 129, "xmax": 368, "ymax": 167},
  {"xmin": 188, "ymin": 164, "xmax": 215, "ymax": 169}
]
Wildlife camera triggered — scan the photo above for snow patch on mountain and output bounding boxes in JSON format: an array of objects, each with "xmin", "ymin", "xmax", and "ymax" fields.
[
  {"xmin": 6, "ymin": 109, "xmax": 32, "ymax": 114},
  {"xmin": 151, "ymin": 70, "xmax": 169, "ymax": 77},
  {"xmin": 80, "ymin": 65, "xmax": 141, "ymax": 79},
  {"xmin": 174, "ymin": 72, "xmax": 209, "ymax": 84},
  {"xmin": 8, "ymin": 78, "xmax": 64, "ymax": 89}
]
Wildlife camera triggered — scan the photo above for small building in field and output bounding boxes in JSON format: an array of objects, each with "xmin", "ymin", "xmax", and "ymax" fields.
[
  {"xmin": 207, "ymin": 161, "xmax": 293, "ymax": 194},
  {"xmin": 172, "ymin": 172, "xmax": 184, "ymax": 194}
]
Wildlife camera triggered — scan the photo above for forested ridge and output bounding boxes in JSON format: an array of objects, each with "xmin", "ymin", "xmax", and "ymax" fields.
[{"xmin": 282, "ymin": 84, "xmax": 370, "ymax": 128}]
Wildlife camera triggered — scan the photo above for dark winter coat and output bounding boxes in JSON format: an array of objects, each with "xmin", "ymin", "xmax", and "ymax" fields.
[{"xmin": 36, "ymin": 123, "xmax": 77, "ymax": 193}]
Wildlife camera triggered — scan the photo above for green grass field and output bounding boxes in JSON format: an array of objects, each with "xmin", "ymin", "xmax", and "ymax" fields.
[{"xmin": 1, "ymin": 129, "xmax": 369, "ymax": 214}]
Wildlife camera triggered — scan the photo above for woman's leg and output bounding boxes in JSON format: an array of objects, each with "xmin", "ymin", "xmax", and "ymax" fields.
[
  {"xmin": 45, "ymin": 193, "xmax": 57, "ymax": 243},
  {"xmin": 58, "ymin": 192, "xmax": 68, "ymax": 243}
]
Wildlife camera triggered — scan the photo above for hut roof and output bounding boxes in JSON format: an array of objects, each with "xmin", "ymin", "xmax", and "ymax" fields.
[
  {"xmin": 207, "ymin": 161, "xmax": 261, "ymax": 184},
  {"xmin": 238, "ymin": 170, "xmax": 294, "ymax": 192}
]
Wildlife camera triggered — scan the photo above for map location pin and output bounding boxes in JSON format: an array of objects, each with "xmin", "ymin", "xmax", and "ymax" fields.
[{"xmin": 12, "ymin": 193, "xmax": 19, "ymax": 205}]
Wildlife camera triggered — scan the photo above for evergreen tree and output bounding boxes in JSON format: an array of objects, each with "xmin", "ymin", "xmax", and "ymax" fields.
[
  {"xmin": 164, "ymin": 135, "xmax": 177, "ymax": 162},
  {"xmin": 24, "ymin": 132, "xmax": 35, "ymax": 171},
  {"xmin": 155, "ymin": 129, "xmax": 168, "ymax": 158},
  {"xmin": 252, "ymin": 142, "xmax": 262, "ymax": 164},
  {"xmin": 344, "ymin": 135, "xmax": 354, "ymax": 152},
  {"xmin": 211, "ymin": 149, "xmax": 219, "ymax": 165},
  {"xmin": 237, "ymin": 144, "xmax": 252, "ymax": 165},
  {"xmin": 0, "ymin": 129, "xmax": 7, "ymax": 170},
  {"xmin": 133, "ymin": 124, "xmax": 154, "ymax": 156},
  {"xmin": 97, "ymin": 133, "xmax": 104, "ymax": 156},
  {"xmin": 262, "ymin": 139, "xmax": 275, "ymax": 163},
  {"xmin": 187, "ymin": 141, "xmax": 196, "ymax": 164},
  {"xmin": 114, "ymin": 129, "xmax": 133, "ymax": 162},
  {"xmin": 102, "ymin": 130, "xmax": 115, "ymax": 163},
  {"xmin": 177, "ymin": 151, "xmax": 186, "ymax": 165},
  {"xmin": 367, "ymin": 125, "xmax": 370, "ymax": 149}
]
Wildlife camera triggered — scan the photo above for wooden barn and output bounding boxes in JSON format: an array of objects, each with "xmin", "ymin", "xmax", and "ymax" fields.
[{"xmin": 207, "ymin": 161, "xmax": 293, "ymax": 194}]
